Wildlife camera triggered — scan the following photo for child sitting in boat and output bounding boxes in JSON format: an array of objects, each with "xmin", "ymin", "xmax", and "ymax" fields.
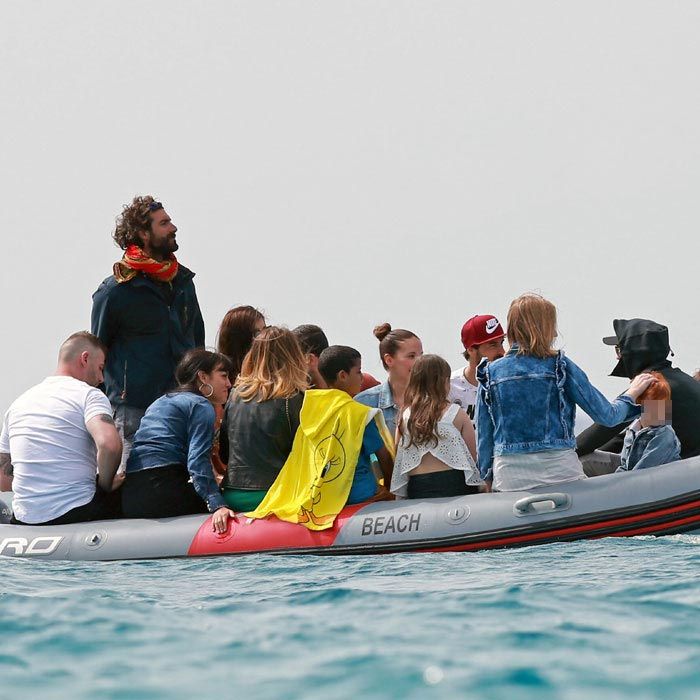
[
  {"xmin": 318, "ymin": 345, "xmax": 394, "ymax": 503},
  {"xmin": 616, "ymin": 371, "xmax": 681, "ymax": 472},
  {"xmin": 245, "ymin": 346, "xmax": 395, "ymax": 530},
  {"xmin": 391, "ymin": 354, "xmax": 483, "ymax": 499}
]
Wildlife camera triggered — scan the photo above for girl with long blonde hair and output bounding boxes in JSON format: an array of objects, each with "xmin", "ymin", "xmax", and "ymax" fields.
[
  {"xmin": 220, "ymin": 326, "xmax": 309, "ymax": 511},
  {"xmin": 391, "ymin": 354, "xmax": 482, "ymax": 499}
]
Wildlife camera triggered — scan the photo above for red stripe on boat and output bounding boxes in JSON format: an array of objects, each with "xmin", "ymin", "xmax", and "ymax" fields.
[
  {"xmin": 427, "ymin": 499, "xmax": 700, "ymax": 552},
  {"xmin": 187, "ymin": 504, "xmax": 367, "ymax": 556}
]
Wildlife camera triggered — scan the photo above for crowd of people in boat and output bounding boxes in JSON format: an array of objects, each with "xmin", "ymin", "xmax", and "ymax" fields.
[{"xmin": 2, "ymin": 195, "xmax": 700, "ymax": 532}]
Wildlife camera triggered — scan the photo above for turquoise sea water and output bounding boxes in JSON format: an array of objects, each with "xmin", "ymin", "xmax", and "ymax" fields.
[{"xmin": 2, "ymin": 536, "xmax": 700, "ymax": 699}]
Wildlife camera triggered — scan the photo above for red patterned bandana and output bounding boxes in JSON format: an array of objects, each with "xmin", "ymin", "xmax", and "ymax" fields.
[{"xmin": 113, "ymin": 245, "xmax": 179, "ymax": 284}]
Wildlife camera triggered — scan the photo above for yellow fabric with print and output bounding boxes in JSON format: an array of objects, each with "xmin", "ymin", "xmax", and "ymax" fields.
[{"xmin": 246, "ymin": 389, "xmax": 394, "ymax": 531}]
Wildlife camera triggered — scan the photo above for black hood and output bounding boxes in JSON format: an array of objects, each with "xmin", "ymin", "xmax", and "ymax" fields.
[{"xmin": 609, "ymin": 318, "xmax": 671, "ymax": 378}]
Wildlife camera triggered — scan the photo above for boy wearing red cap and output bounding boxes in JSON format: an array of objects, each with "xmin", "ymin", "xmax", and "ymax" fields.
[{"xmin": 449, "ymin": 315, "xmax": 506, "ymax": 425}]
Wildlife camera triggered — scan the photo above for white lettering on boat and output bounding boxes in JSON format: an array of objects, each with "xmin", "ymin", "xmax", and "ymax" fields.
[
  {"xmin": 0, "ymin": 536, "xmax": 63, "ymax": 556},
  {"xmin": 360, "ymin": 513, "xmax": 421, "ymax": 536}
]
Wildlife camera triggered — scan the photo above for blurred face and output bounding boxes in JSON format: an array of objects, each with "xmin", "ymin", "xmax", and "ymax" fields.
[
  {"xmin": 254, "ymin": 317, "xmax": 266, "ymax": 335},
  {"xmin": 469, "ymin": 338, "xmax": 505, "ymax": 363},
  {"xmin": 82, "ymin": 349, "xmax": 106, "ymax": 387},
  {"xmin": 141, "ymin": 208, "xmax": 178, "ymax": 258},
  {"xmin": 199, "ymin": 365, "xmax": 232, "ymax": 405},
  {"xmin": 642, "ymin": 399, "xmax": 671, "ymax": 426},
  {"xmin": 385, "ymin": 337, "xmax": 423, "ymax": 382}
]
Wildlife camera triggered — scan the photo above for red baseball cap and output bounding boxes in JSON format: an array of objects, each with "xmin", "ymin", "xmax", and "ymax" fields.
[
  {"xmin": 360, "ymin": 372, "xmax": 381, "ymax": 392},
  {"xmin": 461, "ymin": 314, "xmax": 505, "ymax": 349}
]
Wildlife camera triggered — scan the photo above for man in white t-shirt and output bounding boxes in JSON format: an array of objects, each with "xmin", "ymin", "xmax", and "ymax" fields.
[
  {"xmin": 449, "ymin": 314, "xmax": 506, "ymax": 426},
  {"xmin": 0, "ymin": 332, "xmax": 123, "ymax": 525}
]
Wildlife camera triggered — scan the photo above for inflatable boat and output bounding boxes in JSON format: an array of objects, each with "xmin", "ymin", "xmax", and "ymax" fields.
[{"xmin": 1, "ymin": 457, "xmax": 700, "ymax": 561}]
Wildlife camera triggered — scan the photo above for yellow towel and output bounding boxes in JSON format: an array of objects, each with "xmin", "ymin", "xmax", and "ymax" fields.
[{"xmin": 247, "ymin": 389, "xmax": 394, "ymax": 530}]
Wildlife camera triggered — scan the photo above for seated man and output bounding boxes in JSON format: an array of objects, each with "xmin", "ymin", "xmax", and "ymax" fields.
[
  {"xmin": 0, "ymin": 332, "xmax": 123, "ymax": 525},
  {"xmin": 318, "ymin": 345, "xmax": 394, "ymax": 503},
  {"xmin": 449, "ymin": 314, "xmax": 506, "ymax": 426},
  {"xmin": 577, "ymin": 319, "xmax": 700, "ymax": 474}
]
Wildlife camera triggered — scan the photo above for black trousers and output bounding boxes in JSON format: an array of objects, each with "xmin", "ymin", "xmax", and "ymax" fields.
[
  {"xmin": 121, "ymin": 464, "xmax": 208, "ymax": 519},
  {"xmin": 11, "ymin": 486, "xmax": 121, "ymax": 526},
  {"xmin": 407, "ymin": 469, "xmax": 480, "ymax": 499}
]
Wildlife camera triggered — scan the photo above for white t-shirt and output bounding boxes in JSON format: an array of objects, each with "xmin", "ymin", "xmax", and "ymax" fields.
[
  {"xmin": 0, "ymin": 376, "xmax": 112, "ymax": 524},
  {"xmin": 449, "ymin": 367, "xmax": 478, "ymax": 426}
]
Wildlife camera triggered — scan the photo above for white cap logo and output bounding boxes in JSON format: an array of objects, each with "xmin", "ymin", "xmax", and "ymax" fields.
[{"xmin": 485, "ymin": 318, "xmax": 500, "ymax": 334}]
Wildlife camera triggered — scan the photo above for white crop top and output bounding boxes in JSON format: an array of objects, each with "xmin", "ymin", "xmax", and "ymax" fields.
[{"xmin": 390, "ymin": 403, "xmax": 482, "ymax": 498}]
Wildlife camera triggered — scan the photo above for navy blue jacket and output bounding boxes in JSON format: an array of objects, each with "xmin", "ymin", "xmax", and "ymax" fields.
[{"xmin": 91, "ymin": 266, "xmax": 205, "ymax": 410}]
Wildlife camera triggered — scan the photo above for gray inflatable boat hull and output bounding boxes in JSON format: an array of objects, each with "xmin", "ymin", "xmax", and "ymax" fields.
[{"xmin": 1, "ymin": 457, "xmax": 700, "ymax": 561}]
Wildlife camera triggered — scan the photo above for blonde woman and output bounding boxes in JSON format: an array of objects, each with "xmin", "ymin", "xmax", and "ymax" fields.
[
  {"xmin": 476, "ymin": 294, "xmax": 656, "ymax": 492},
  {"xmin": 220, "ymin": 326, "xmax": 309, "ymax": 511}
]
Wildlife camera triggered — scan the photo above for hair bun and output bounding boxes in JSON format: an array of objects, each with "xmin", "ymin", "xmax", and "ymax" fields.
[{"xmin": 373, "ymin": 322, "xmax": 392, "ymax": 342}]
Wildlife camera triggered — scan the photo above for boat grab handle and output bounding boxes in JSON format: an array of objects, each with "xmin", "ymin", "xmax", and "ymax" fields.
[{"xmin": 513, "ymin": 492, "xmax": 572, "ymax": 516}]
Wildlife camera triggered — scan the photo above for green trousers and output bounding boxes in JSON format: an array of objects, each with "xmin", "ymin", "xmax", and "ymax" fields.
[{"xmin": 221, "ymin": 488, "xmax": 267, "ymax": 512}]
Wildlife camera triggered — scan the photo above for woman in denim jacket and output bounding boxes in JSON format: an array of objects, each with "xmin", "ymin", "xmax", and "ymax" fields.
[
  {"xmin": 476, "ymin": 294, "xmax": 655, "ymax": 492},
  {"xmin": 355, "ymin": 323, "xmax": 423, "ymax": 440},
  {"xmin": 122, "ymin": 349, "xmax": 235, "ymax": 533}
]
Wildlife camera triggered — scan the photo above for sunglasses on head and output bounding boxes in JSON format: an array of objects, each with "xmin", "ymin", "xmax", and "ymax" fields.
[{"xmin": 148, "ymin": 201, "xmax": 163, "ymax": 212}]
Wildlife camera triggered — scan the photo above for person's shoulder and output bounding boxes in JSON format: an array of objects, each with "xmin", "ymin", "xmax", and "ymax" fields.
[
  {"xmin": 3, "ymin": 379, "xmax": 46, "ymax": 415},
  {"xmin": 84, "ymin": 383, "xmax": 111, "ymax": 403},
  {"xmin": 93, "ymin": 273, "xmax": 119, "ymax": 299},
  {"xmin": 451, "ymin": 366, "xmax": 466, "ymax": 381},
  {"xmin": 664, "ymin": 367, "xmax": 700, "ymax": 392},
  {"xmin": 652, "ymin": 423, "xmax": 678, "ymax": 439},
  {"xmin": 355, "ymin": 384, "xmax": 382, "ymax": 406},
  {"xmin": 171, "ymin": 391, "xmax": 216, "ymax": 418},
  {"xmin": 174, "ymin": 264, "xmax": 196, "ymax": 284}
]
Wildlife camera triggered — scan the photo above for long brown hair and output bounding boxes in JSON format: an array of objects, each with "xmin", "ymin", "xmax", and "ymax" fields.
[
  {"xmin": 217, "ymin": 305, "xmax": 265, "ymax": 379},
  {"xmin": 399, "ymin": 354, "xmax": 451, "ymax": 448},
  {"xmin": 374, "ymin": 323, "xmax": 419, "ymax": 370},
  {"xmin": 507, "ymin": 293, "xmax": 558, "ymax": 359},
  {"xmin": 235, "ymin": 326, "xmax": 309, "ymax": 402}
]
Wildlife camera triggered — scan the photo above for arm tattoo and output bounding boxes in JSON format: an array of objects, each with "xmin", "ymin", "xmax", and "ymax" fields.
[
  {"xmin": 98, "ymin": 414, "xmax": 116, "ymax": 426},
  {"xmin": 0, "ymin": 453, "xmax": 12, "ymax": 477}
]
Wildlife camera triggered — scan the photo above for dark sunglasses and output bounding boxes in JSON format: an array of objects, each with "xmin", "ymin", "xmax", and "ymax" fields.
[{"xmin": 148, "ymin": 201, "xmax": 164, "ymax": 212}]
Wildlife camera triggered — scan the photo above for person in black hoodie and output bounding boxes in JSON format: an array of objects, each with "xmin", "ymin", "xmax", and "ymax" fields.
[{"xmin": 576, "ymin": 319, "xmax": 700, "ymax": 470}]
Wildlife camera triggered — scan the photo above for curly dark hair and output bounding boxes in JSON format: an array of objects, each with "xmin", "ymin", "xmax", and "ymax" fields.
[{"xmin": 112, "ymin": 195, "xmax": 161, "ymax": 249}]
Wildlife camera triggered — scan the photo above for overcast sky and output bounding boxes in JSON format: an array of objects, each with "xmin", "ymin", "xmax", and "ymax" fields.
[{"xmin": 1, "ymin": 1, "xmax": 698, "ymax": 420}]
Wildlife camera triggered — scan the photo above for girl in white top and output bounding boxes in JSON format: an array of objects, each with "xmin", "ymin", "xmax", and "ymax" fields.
[{"xmin": 391, "ymin": 355, "xmax": 483, "ymax": 499}]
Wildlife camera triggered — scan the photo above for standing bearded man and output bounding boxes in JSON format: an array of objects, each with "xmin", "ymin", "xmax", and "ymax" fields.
[{"xmin": 91, "ymin": 196, "xmax": 205, "ymax": 470}]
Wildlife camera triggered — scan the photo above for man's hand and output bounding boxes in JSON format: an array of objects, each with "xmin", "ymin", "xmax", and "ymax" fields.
[{"xmin": 110, "ymin": 471, "xmax": 126, "ymax": 492}]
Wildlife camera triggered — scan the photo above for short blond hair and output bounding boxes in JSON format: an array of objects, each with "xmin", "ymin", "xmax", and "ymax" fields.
[
  {"xmin": 507, "ymin": 293, "xmax": 558, "ymax": 358},
  {"xmin": 234, "ymin": 326, "xmax": 309, "ymax": 402}
]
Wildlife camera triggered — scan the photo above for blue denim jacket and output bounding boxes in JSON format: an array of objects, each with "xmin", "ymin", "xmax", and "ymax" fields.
[
  {"xmin": 126, "ymin": 392, "xmax": 226, "ymax": 511},
  {"xmin": 616, "ymin": 423, "xmax": 680, "ymax": 472},
  {"xmin": 476, "ymin": 346, "xmax": 641, "ymax": 478},
  {"xmin": 354, "ymin": 381, "xmax": 398, "ymax": 439}
]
